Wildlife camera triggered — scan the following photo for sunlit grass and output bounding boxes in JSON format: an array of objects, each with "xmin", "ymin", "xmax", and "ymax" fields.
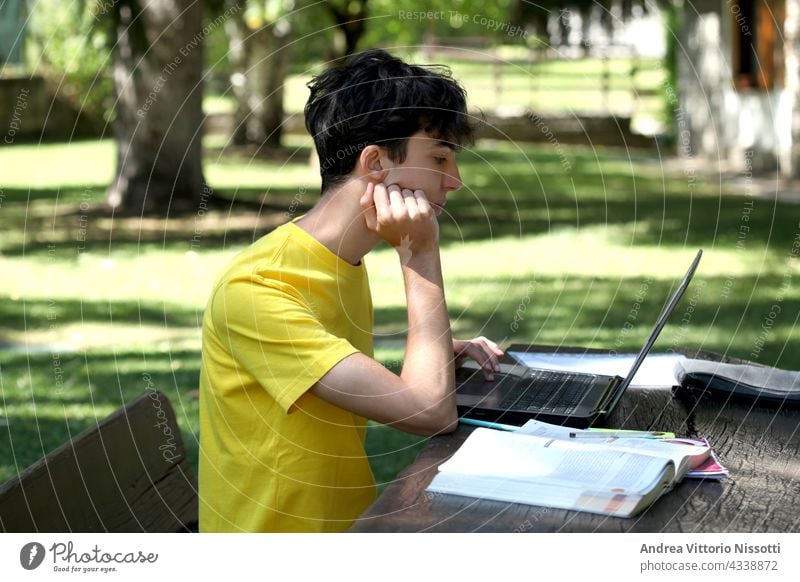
[
  {"xmin": 0, "ymin": 140, "xmax": 116, "ymax": 189},
  {"xmin": 0, "ymin": 136, "xmax": 317, "ymax": 195}
]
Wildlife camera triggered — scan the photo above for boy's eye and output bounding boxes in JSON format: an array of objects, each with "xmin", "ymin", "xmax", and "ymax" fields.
[{"xmin": 434, "ymin": 157, "xmax": 447, "ymax": 164}]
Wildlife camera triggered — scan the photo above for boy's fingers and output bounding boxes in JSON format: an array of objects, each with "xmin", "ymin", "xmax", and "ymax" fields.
[
  {"xmin": 412, "ymin": 189, "xmax": 433, "ymax": 217},
  {"xmin": 478, "ymin": 336, "xmax": 505, "ymax": 356},
  {"xmin": 388, "ymin": 185, "xmax": 406, "ymax": 220},
  {"xmin": 482, "ymin": 352, "xmax": 500, "ymax": 372},
  {"xmin": 373, "ymin": 182, "xmax": 392, "ymax": 222},
  {"xmin": 453, "ymin": 338, "xmax": 506, "ymax": 380},
  {"xmin": 462, "ymin": 342, "xmax": 499, "ymax": 378},
  {"xmin": 359, "ymin": 182, "xmax": 374, "ymax": 208},
  {"xmin": 402, "ymin": 188, "xmax": 418, "ymax": 220},
  {"xmin": 473, "ymin": 339, "xmax": 501, "ymax": 372},
  {"xmin": 360, "ymin": 183, "xmax": 378, "ymax": 231}
]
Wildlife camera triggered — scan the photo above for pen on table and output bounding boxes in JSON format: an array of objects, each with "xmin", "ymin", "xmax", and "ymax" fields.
[
  {"xmin": 569, "ymin": 431, "xmax": 669, "ymax": 439},
  {"xmin": 459, "ymin": 418, "xmax": 519, "ymax": 432}
]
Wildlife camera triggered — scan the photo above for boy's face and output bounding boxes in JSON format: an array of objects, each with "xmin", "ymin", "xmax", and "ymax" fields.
[{"xmin": 380, "ymin": 130, "xmax": 463, "ymax": 215}]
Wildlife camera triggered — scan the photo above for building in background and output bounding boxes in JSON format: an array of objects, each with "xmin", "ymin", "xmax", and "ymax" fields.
[{"xmin": 678, "ymin": 0, "xmax": 800, "ymax": 177}]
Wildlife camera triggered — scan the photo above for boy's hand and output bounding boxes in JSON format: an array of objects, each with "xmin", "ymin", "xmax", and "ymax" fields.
[
  {"xmin": 360, "ymin": 182, "xmax": 439, "ymax": 256},
  {"xmin": 453, "ymin": 337, "xmax": 505, "ymax": 381}
]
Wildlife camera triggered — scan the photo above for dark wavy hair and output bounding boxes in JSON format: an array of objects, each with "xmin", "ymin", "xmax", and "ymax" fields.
[{"xmin": 304, "ymin": 49, "xmax": 474, "ymax": 192}]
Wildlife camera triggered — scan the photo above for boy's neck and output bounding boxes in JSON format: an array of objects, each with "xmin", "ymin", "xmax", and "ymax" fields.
[{"xmin": 295, "ymin": 180, "xmax": 382, "ymax": 266}]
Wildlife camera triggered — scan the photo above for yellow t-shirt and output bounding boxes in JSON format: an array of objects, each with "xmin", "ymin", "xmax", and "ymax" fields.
[{"xmin": 198, "ymin": 221, "xmax": 377, "ymax": 532}]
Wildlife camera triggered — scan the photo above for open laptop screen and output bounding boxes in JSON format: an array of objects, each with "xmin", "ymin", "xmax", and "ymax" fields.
[{"xmin": 615, "ymin": 249, "xmax": 703, "ymax": 392}]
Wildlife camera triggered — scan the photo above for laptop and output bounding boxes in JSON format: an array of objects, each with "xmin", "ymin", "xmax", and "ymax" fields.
[{"xmin": 455, "ymin": 249, "xmax": 703, "ymax": 428}]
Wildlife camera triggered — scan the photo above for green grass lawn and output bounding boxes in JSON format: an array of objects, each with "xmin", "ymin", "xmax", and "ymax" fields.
[{"xmin": 1, "ymin": 135, "xmax": 798, "ymax": 492}]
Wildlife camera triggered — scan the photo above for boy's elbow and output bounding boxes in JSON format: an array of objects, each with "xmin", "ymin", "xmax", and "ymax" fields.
[
  {"xmin": 436, "ymin": 412, "xmax": 460, "ymax": 435},
  {"xmin": 434, "ymin": 404, "xmax": 459, "ymax": 434},
  {"xmin": 403, "ymin": 402, "xmax": 459, "ymax": 436}
]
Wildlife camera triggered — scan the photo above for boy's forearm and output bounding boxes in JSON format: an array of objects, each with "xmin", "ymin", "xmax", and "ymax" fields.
[{"xmin": 399, "ymin": 248, "xmax": 456, "ymax": 421}]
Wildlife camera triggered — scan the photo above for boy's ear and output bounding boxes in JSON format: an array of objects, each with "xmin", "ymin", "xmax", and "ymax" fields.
[{"xmin": 359, "ymin": 145, "xmax": 389, "ymax": 181}]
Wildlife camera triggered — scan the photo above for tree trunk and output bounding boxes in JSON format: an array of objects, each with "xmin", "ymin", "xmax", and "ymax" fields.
[
  {"xmin": 107, "ymin": 0, "xmax": 207, "ymax": 214},
  {"xmin": 326, "ymin": 0, "xmax": 368, "ymax": 60},
  {"xmin": 224, "ymin": 0, "xmax": 252, "ymax": 146},
  {"xmin": 262, "ymin": 30, "xmax": 293, "ymax": 149},
  {"xmin": 579, "ymin": 5, "xmax": 592, "ymax": 56},
  {"xmin": 225, "ymin": 2, "xmax": 294, "ymax": 148},
  {"xmin": 557, "ymin": 9, "xmax": 571, "ymax": 47},
  {"xmin": 510, "ymin": 0, "xmax": 551, "ymax": 42},
  {"xmin": 247, "ymin": 22, "xmax": 293, "ymax": 148}
]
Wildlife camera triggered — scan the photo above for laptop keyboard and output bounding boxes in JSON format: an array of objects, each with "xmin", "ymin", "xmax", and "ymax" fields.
[{"xmin": 499, "ymin": 371, "xmax": 597, "ymax": 414}]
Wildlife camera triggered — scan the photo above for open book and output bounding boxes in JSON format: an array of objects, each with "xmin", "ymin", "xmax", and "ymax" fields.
[
  {"xmin": 675, "ymin": 359, "xmax": 800, "ymax": 405},
  {"xmin": 426, "ymin": 427, "xmax": 711, "ymax": 518},
  {"xmin": 516, "ymin": 419, "xmax": 727, "ymax": 479}
]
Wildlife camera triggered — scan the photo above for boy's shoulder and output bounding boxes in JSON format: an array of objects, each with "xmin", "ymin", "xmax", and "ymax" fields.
[
  {"xmin": 211, "ymin": 223, "xmax": 294, "ymax": 287},
  {"xmin": 212, "ymin": 220, "xmax": 349, "ymax": 287}
]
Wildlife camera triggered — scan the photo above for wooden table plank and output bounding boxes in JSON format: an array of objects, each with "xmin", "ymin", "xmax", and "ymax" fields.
[{"xmin": 351, "ymin": 347, "xmax": 800, "ymax": 532}]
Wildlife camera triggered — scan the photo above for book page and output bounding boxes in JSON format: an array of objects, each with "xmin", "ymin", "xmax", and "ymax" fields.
[
  {"xmin": 517, "ymin": 419, "xmax": 580, "ymax": 439},
  {"xmin": 594, "ymin": 437, "xmax": 709, "ymax": 470},
  {"xmin": 507, "ymin": 351, "xmax": 686, "ymax": 387},
  {"xmin": 516, "ymin": 419, "xmax": 710, "ymax": 470},
  {"xmin": 438, "ymin": 428, "xmax": 673, "ymax": 494}
]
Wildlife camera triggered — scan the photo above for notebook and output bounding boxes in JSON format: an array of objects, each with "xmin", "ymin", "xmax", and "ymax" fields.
[{"xmin": 455, "ymin": 249, "xmax": 703, "ymax": 428}]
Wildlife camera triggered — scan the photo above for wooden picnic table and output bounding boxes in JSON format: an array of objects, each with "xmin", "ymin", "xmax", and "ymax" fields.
[{"xmin": 350, "ymin": 345, "xmax": 800, "ymax": 533}]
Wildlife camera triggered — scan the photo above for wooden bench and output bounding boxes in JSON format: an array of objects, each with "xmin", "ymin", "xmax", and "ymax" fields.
[{"xmin": 0, "ymin": 391, "xmax": 198, "ymax": 532}]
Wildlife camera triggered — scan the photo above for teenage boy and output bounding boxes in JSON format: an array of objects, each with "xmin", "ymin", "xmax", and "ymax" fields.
[{"xmin": 199, "ymin": 49, "xmax": 504, "ymax": 532}]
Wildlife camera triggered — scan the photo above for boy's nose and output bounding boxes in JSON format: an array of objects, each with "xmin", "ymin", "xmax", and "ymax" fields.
[{"xmin": 444, "ymin": 164, "xmax": 462, "ymax": 192}]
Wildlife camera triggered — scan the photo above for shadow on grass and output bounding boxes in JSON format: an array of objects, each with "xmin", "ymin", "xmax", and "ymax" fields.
[
  {"xmin": 0, "ymin": 186, "xmax": 316, "ymax": 257},
  {"xmin": 0, "ymin": 296, "xmax": 205, "ymax": 332},
  {"xmin": 2, "ymin": 143, "xmax": 796, "ymax": 262},
  {"xmin": 8, "ymin": 189, "xmax": 796, "ymax": 261}
]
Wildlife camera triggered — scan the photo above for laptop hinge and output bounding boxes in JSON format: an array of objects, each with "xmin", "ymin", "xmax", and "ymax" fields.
[{"xmin": 594, "ymin": 376, "xmax": 625, "ymax": 416}]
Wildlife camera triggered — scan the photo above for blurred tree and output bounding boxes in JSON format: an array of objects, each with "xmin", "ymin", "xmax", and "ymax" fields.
[
  {"xmin": 510, "ymin": 0, "xmax": 658, "ymax": 49},
  {"xmin": 356, "ymin": 0, "xmax": 518, "ymax": 54},
  {"xmin": 25, "ymin": 1, "xmax": 114, "ymax": 127},
  {"xmin": 325, "ymin": 0, "xmax": 369, "ymax": 59},
  {"xmin": 224, "ymin": 0, "xmax": 296, "ymax": 147},
  {"xmin": 106, "ymin": 0, "xmax": 208, "ymax": 214}
]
